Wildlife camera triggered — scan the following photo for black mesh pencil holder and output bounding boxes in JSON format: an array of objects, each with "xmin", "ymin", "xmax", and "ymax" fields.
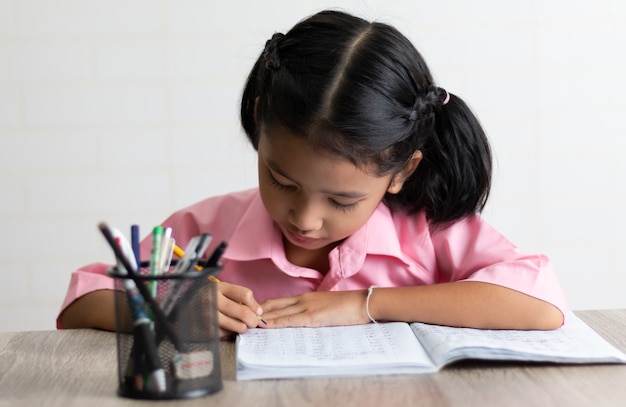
[{"xmin": 108, "ymin": 264, "xmax": 223, "ymax": 400}]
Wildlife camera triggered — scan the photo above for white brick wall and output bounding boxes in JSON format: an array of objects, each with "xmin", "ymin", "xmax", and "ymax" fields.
[{"xmin": 1, "ymin": 0, "xmax": 625, "ymax": 331}]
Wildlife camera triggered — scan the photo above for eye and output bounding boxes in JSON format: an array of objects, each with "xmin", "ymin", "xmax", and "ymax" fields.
[
  {"xmin": 329, "ymin": 198, "xmax": 358, "ymax": 212},
  {"xmin": 268, "ymin": 172, "xmax": 295, "ymax": 191}
]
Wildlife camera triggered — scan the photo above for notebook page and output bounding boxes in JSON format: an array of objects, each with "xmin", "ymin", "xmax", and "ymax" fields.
[
  {"xmin": 410, "ymin": 312, "xmax": 626, "ymax": 367},
  {"xmin": 237, "ymin": 322, "xmax": 433, "ymax": 369}
]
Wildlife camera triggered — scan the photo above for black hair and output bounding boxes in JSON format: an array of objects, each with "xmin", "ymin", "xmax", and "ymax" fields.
[{"xmin": 240, "ymin": 10, "xmax": 491, "ymax": 225}]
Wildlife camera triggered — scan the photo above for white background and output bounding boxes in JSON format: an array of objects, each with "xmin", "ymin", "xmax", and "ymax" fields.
[{"xmin": 1, "ymin": 0, "xmax": 625, "ymax": 331}]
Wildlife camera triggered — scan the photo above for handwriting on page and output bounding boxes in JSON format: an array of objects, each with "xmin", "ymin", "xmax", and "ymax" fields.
[
  {"xmin": 414, "ymin": 324, "xmax": 575, "ymax": 353},
  {"xmin": 409, "ymin": 315, "xmax": 619, "ymax": 366},
  {"xmin": 238, "ymin": 324, "xmax": 417, "ymax": 367}
]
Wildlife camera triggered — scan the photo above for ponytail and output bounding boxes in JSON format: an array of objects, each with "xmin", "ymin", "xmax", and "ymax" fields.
[{"xmin": 387, "ymin": 93, "xmax": 492, "ymax": 225}]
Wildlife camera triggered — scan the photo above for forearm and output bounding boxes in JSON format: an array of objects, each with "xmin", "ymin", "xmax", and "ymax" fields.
[
  {"xmin": 367, "ymin": 281, "xmax": 564, "ymax": 330},
  {"xmin": 59, "ymin": 289, "xmax": 130, "ymax": 332}
]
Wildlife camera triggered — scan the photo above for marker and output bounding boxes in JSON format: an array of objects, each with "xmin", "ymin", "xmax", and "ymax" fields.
[
  {"xmin": 148, "ymin": 226, "xmax": 164, "ymax": 297},
  {"xmin": 98, "ymin": 222, "xmax": 182, "ymax": 352},
  {"xmin": 156, "ymin": 227, "xmax": 173, "ymax": 274},
  {"xmin": 172, "ymin": 241, "xmax": 227, "ymax": 270},
  {"xmin": 105, "ymin": 225, "xmax": 167, "ymax": 393},
  {"xmin": 162, "ymin": 237, "xmax": 175, "ymax": 273},
  {"xmin": 161, "ymin": 235, "xmax": 212, "ymax": 315}
]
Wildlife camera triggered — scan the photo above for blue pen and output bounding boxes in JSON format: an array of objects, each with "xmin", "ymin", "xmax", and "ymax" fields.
[
  {"xmin": 108, "ymin": 226, "xmax": 167, "ymax": 393},
  {"xmin": 98, "ymin": 222, "xmax": 182, "ymax": 352},
  {"xmin": 131, "ymin": 224, "xmax": 141, "ymax": 270}
]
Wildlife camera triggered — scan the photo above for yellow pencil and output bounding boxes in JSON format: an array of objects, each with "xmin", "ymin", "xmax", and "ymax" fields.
[
  {"xmin": 173, "ymin": 244, "xmax": 203, "ymax": 271},
  {"xmin": 174, "ymin": 244, "xmax": 266, "ymax": 325}
]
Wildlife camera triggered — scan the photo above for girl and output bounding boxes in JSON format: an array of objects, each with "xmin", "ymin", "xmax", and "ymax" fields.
[{"xmin": 59, "ymin": 10, "xmax": 567, "ymax": 337}]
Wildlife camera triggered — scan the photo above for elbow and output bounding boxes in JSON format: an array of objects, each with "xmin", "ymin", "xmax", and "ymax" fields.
[
  {"xmin": 527, "ymin": 302, "xmax": 564, "ymax": 331},
  {"xmin": 540, "ymin": 305, "xmax": 565, "ymax": 330}
]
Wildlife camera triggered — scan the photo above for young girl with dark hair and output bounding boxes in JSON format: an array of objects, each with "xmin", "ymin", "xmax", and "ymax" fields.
[{"xmin": 58, "ymin": 10, "xmax": 567, "ymax": 337}]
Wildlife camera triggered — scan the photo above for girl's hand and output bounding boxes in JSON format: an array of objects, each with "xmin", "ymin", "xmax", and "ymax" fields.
[
  {"xmin": 260, "ymin": 290, "xmax": 369, "ymax": 328},
  {"xmin": 215, "ymin": 281, "xmax": 264, "ymax": 337}
]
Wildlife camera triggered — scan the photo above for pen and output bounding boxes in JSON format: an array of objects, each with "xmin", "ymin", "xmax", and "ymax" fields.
[
  {"xmin": 131, "ymin": 224, "xmax": 140, "ymax": 270},
  {"xmin": 106, "ymin": 225, "xmax": 167, "ymax": 393},
  {"xmin": 118, "ymin": 228, "xmax": 150, "ymax": 389},
  {"xmin": 98, "ymin": 222, "xmax": 183, "ymax": 352},
  {"xmin": 172, "ymin": 241, "xmax": 227, "ymax": 270},
  {"xmin": 205, "ymin": 241, "xmax": 228, "ymax": 268},
  {"xmin": 134, "ymin": 317, "xmax": 166, "ymax": 393},
  {"xmin": 173, "ymin": 244, "xmax": 202, "ymax": 271},
  {"xmin": 161, "ymin": 235, "xmax": 212, "ymax": 315}
]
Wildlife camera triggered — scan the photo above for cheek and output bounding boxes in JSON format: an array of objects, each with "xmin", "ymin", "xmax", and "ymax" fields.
[
  {"xmin": 326, "ymin": 207, "xmax": 374, "ymax": 238},
  {"xmin": 259, "ymin": 185, "xmax": 287, "ymax": 220}
]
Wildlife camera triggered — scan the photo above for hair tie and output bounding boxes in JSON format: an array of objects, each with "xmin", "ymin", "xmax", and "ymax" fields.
[
  {"xmin": 442, "ymin": 90, "xmax": 450, "ymax": 105},
  {"xmin": 407, "ymin": 88, "xmax": 448, "ymax": 121},
  {"xmin": 264, "ymin": 32, "xmax": 284, "ymax": 71}
]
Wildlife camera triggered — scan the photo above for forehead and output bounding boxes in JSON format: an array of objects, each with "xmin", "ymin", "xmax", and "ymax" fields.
[{"xmin": 258, "ymin": 126, "xmax": 390, "ymax": 190}]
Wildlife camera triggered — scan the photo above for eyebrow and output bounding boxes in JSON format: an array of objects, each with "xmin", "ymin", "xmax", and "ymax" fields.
[{"xmin": 266, "ymin": 160, "xmax": 368, "ymax": 199}]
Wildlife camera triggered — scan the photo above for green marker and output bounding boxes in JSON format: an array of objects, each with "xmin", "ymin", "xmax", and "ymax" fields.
[{"xmin": 148, "ymin": 225, "xmax": 164, "ymax": 297}]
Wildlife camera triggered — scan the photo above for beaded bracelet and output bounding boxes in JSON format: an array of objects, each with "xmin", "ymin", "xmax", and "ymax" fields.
[{"xmin": 366, "ymin": 285, "xmax": 378, "ymax": 323}]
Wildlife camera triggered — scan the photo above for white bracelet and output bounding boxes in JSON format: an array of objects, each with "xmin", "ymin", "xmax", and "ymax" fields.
[{"xmin": 366, "ymin": 285, "xmax": 378, "ymax": 324}]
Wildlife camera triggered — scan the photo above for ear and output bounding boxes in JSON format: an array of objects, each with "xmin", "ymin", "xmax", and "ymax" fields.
[{"xmin": 387, "ymin": 150, "xmax": 423, "ymax": 194}]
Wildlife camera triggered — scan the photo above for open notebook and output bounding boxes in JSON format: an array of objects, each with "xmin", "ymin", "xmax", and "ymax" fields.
[{"xmin": 236, "ymin": 312, "xmax": 626, "ymax": 380}]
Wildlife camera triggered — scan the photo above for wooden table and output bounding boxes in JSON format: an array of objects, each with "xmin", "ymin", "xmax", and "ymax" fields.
[{"xmin": 2, "ymin": 309, "xmax": 626, "ymax": 406}]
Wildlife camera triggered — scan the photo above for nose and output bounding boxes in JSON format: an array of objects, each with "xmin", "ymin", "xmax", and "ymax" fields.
[{"xmin": 288, "ymin": 199, "xmax": 323, "ymax": 233}]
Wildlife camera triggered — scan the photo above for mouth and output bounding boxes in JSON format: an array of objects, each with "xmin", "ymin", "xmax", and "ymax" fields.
[{"xmin": 284, "ymin": 229, "xmax": 320, "ymax": 246}]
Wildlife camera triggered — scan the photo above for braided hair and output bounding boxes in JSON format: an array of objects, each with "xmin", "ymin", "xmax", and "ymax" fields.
[{"xmin": 241, "ymin": 10, "xmax": 491, "ymax": 225}]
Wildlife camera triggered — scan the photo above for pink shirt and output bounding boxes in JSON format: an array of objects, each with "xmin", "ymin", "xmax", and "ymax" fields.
[{"xmin": 57, "ymin": 188, "xmax": 568, "ymax": 328}]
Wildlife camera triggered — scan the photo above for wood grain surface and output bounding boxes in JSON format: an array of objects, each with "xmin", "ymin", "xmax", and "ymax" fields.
[{"xmin": 2, "ymin": 310, "xmax": 626, "ymax": 406}]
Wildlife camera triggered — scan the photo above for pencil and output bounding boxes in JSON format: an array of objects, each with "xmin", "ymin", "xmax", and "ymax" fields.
[
  {"xmin": 174, "ymin": 243, "xmax": 267, "ymax": 325},
  {"xmin": 173, "ymin": 244, "xmax": 202, "ymax": 271}
]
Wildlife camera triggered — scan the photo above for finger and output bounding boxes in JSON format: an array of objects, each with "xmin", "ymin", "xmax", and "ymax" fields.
[
  {"xmin": 217, "ymin": 309, "xmax": 252, "ymax": 334},
  {"xmin": 261, "ymin": 296, "xmax": 300, "ymax": 312},
  {"xmin": 219, "ymin": 311, "xmax": 267, "ymax": 335},
  {"xmin": 218, "ymin": 294, "xmax": 260, "ymax": 329},
  {"xmin": 264, "ymin": 311, "xmax": 323, "ymax": 329},
  {"xmin": 220, "ymin": 282, "xmax": 264, "ymax": 316},
  {"xmin": 219, "ymin": 328, "xmax": 236, "ymax": 339},
  {"xmin": 261, "ymin": 304, "xmax": 304, "ymax": 321}
]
